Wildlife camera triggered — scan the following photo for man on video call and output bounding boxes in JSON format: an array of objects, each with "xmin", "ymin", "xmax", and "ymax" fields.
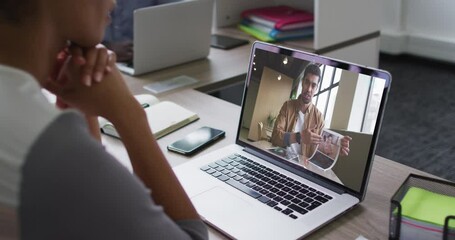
[{"xmin": 270, "ymin": 63, "xmax": 352, "ymax": 159}]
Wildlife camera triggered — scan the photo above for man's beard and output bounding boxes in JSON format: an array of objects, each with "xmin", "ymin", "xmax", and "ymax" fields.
[{"xmin": 301, "ymin": 93, "xmax": 312, "ymax": 104}]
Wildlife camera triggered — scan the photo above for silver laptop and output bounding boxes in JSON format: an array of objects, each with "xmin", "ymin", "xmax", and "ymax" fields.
[
  {"xmin": 174, "ymin": 42, "xmax": 392, "ymax": 239},
  {"xmin": 117, "ymin": 0, "xmax": 213, "ymax": 76}
]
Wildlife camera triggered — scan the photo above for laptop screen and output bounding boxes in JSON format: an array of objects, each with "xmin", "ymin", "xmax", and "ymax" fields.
[{"xmin": 237, "ymin": 42, "xmax": 391, "ymax": 197}]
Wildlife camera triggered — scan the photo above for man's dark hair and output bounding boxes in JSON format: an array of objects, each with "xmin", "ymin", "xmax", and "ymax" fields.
[{"xmin": 303, "ymin": 63, "xmax": 321, "ymax": 82}]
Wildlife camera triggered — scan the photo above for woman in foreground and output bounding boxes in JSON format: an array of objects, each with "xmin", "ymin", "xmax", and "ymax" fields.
[{"xmin": 0, "ymin": 0, "xmax": 207, "ymax": 239}]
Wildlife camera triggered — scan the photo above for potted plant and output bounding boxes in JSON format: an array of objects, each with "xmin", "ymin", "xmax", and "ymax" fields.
[{"xmin": 266, "ymin": 112, "xmax": 277, "ymax": 129}]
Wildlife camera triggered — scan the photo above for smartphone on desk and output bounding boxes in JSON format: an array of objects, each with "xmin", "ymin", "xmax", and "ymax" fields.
[
  {"xmin": 211, "ymin": 34, "xmax": 249, "ymax": 50},
  {"xmin": 167, "ymin": 126, "xmax": 225, "ymax": 155}
]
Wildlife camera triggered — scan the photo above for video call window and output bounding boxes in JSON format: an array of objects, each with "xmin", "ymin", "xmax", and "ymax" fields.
[{"xmin": 240, "ymin": 48, "xmax": 388, "ymax": 192}]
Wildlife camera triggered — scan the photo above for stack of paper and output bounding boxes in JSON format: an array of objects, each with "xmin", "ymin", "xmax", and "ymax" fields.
[
  {"xmin": 239, "ymin": 5, "xmax": 314, "ymax": 42},
  {"xmin": 397, "ymin": 187, "xmax": 455, "ymax": 240}
]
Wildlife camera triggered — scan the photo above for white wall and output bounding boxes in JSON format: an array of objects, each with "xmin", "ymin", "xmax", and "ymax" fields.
[
  {"xmin": 381, "ymin": 0, "xmax": 455, "ymax": 63},
  {"xmin": 406, "ymin": 1, "xmax": 455, "ymax": 40},
  {"xmin": 247, "ymin": 67, "xmax": 294, "ymax": 141},
  {"xmin": 381, "ymin": 0, "xmax": 404, "ymax": 32}
]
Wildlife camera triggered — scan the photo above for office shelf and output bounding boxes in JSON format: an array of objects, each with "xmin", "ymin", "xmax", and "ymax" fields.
[{"xmin": 214, "ymin": 0, "xmax": 381, "ymax": 67}]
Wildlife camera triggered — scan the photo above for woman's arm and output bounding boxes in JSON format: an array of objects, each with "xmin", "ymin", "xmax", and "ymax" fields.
[
  {"xmin": 46, "ymin": 57, "xmax": 200, "ymax": 221},
  {"xmin": 111, "ymin": 100, "xmax": 199, "ymax": 220}
]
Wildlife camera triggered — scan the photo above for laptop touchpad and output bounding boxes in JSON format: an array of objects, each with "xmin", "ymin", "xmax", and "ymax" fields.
[{"xmin": 192, "ymin": 187, "xmax": 258, "ymax": 229}]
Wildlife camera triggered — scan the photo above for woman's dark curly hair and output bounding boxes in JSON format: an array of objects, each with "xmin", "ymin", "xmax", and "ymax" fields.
[{"xmin": 0, "ymin": 1, "xmax": 30, "ymax": 23}]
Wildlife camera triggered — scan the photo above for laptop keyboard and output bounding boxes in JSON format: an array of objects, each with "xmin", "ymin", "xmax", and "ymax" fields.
[{"xmin": 200, "ymin": 153, "xmax": 333, "ymax": 220}]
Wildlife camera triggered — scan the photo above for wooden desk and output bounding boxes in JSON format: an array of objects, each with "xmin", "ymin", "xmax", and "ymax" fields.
[
  {"xmin": 0, "ymin": 91, "xmax": 432, "ymax": 239},
  {"xmin": 102, "ymin": 89, "xmax": 435, "ymax": 240},
  {"xmin": 0, "ymin": 85, "xmax": 432, "ymax": 240}
]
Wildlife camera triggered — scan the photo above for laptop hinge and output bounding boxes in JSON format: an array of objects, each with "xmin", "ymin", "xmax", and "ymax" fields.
[{"xmin": 244, "ymin": 147, "xmax": 347, "ymax": 195}]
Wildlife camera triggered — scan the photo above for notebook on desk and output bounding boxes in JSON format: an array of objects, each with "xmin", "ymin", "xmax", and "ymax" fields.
[
  {"xmin": 117, "ymin": 0, "xmax": 213, "ymax": 76},
  {"xmin": 99, "ymin": 94, "xmax": 199, "ymax": 139},
  {"xmin": 173, "ymin": 41, "xmax": 392, "ymax": 239}
]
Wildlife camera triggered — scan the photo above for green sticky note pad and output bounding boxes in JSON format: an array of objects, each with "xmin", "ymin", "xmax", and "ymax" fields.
[{"xmin": 400, "ymin": 187, "xmax": 455, "ymax": 227}]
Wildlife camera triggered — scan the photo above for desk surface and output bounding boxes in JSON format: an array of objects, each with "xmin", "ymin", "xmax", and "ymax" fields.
[
  {"xmin": 103, "ymin": 88, "xmax": 434, "ymax": 240},
  {"xmin": 0, "ymin": 87, "xmax": 434, "ymax": 239},
  {"xmin": 109, "ymin": 38, "xmax": 431, "ymax": 238}
]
